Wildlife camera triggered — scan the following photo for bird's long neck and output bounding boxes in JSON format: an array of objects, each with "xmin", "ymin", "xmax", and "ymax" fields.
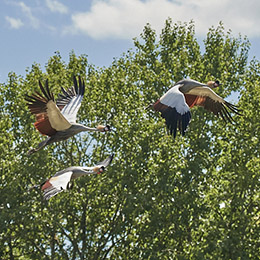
[
  {"xmin": 82, "ymin": 126, "xmax": 99, "ymax": 132},
  {"xmin": 82, "ymin": 166, "xmax": 95, "ymax": 174},
  {"xmin": 73, "ymin": 124, "xmax": 99, "ymax": 133}
]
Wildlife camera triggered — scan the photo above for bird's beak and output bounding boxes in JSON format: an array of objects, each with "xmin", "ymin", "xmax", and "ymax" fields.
[
  {"xmin": 213, "ymin": 81, "xmax": 222, "ymax": 88},
  {"xmin": 97, "ymin": 167, "xmax": 105, "ymax": 174},
  {"xmin": 215, "ymin": 83, "xmax": 221, "ymax": 87}
]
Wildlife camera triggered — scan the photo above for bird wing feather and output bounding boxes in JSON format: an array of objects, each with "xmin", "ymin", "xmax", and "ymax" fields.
[
  {"xmin": 25, "ymin": 79, "xmax": 71, "ymax": 135},
  {"xmin": 96, "ymin": 154, "xmax": 114, "ymax": 168},
  {"xmin": 186, "ymin": 86, "xmax": 224, "ymax": 103},
  {"xmin": 154, "ymin": 84, "xmax": 191, "ymax": 138},
  {"xmin": 56, "ymin": 76, "xmax": 85, "ymax": 124},
  {"xmin": 46, "ymin": 101, "xmax": 71, "ymax": 131},
  {"xmin": 160, "ymin": 84, "xmax": 190, "ymax": 115},
  {"xmin": 82, "ymin": 154, "xmax": 114, "ymax": 174},
  {"xmin": 185, "ymin": 86, "xmax": 241, "ymax": 122},
  {"xmin": 41, "ymin": 171, "xmax": 73, "ymax": 200}
]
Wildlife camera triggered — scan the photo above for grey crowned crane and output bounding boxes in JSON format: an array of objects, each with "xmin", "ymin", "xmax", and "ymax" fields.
[
  {"xmin": 37, "ymin": 154, "xmax": 114, "ymax": 200},
  {"xmin": 25, "ymin": 76, "xmax": 110, "ymax": 155},
  {"xmin": 149, "ymin": 79, "xmax": 241, "ymax": 138}
]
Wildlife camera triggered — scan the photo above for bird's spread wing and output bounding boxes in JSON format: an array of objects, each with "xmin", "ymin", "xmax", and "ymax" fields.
[
  {"xmin": 41, "ymin": 171, "xmax": 73, "ymax": 200},
  {"xmin": 97, "ymin": 154, "xmax": 114, "ymax": 168},
  {"xmin": 84, "ymin": 154, "xmax": 114, "ymax": 174},
  {"xmin": 154, "ymin": 84, "xmax": 191, "ymax": 138},
  {"xmin": 185, "ymin": 86, "xmax": 223, "ymax": 103},
  {"xmin": 185, "ymin": 86, "xmax": 241, "ymax": 122},
  {"xmin": 56, "ymin": 76, "xmax": 85, "ymax": 124},
  {"xmin": 94, "ymin": 153, "xmax": 114, "ymax": 174},
  {"xmin": 25, "ymin": 80, "xmax": 71, "ymax": 136}
]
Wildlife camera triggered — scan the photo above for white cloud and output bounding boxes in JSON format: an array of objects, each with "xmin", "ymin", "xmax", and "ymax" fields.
[
  {"xmin": 69, "ymin": 0, "xmax": 260, "ymax": 39},
  {"xmin": 45, "ymin": 0, "xmax": 68, "ymax": 14},
  {"xmin": 5, "ymin": 16, "xmax": 24, "ymax": 29},
  {"xmin": 18, "ymin": 1, "xmax": 40, "ymax": 28}
]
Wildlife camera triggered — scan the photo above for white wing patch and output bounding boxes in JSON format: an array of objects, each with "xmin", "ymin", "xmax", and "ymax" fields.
[
  {"xmin": 61, "ymin": 95, "xmax": 84, "ymax": 123},
  {"xmin": 42, "ymin": 171, "xmax": 74, "ymax": 200},
  {"xmin": 46, "ymin": 101, "xmax": 72, "ymax": 131},
  {"xmin": 49, "ymin": 171, "xmax": 73, "ymax": 191},
  {"xmin": 160, "ymin": 84, "xmax": 190, "ymax": 115}
]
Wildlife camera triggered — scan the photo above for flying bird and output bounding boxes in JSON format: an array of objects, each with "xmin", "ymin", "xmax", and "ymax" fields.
[
  {"xmin": 148, "ymin": 79, "xmax": 241, "ymax": 137},
  {"xmin": 25, "ymin": 76, "xmax": 110, "ymax": 155},
  {"xmin": 34, "ymin": 154, "xmax": 114, "ymax": 200}
]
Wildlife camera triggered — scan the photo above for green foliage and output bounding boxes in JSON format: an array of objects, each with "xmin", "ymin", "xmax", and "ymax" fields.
[{"xmin": 0, "ymin": 19, "xmax": 259, "ymax": 259}]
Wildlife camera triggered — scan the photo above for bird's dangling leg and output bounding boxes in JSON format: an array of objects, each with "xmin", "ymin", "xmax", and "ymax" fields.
[
  {"xmin": 27, "ymin": 137, "xmax": 51, "ymax": 155},
  {"xmin": 145, "ymin": 103, "xmax": 154, "ymax": 110}
]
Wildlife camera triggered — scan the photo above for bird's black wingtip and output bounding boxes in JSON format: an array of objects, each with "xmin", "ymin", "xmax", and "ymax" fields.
[
  {"xmin": 108, "ymin": 153, "xmax": 114, "ymax": 164},
  {"xmin": 110, "ymin": 153, "xmax": 114, "ymax": 162},
  {"xmin": 162, "ymin": 107, "xmax": 191, "ymax": 139},
  {"xmin": 27, "ymin": 148, "xmax": 36, "ymax": 156}
]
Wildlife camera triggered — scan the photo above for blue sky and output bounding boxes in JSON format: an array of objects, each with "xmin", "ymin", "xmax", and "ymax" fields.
[{"xmin": 1, "ymin": 0, "xmax": 260, "ymax": 82}]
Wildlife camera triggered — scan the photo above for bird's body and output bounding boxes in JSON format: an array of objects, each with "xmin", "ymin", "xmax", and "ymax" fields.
[
  {"xmin": 151, "ymin": 79, "xmax": 241, "ymax": 137},
  {"xmin": 25, "ymin": 76, "xmax": 110, "ymax": 155},
  {"xmin": 38, "ymin": 154, "xmax": 114, "ymax": 200}
]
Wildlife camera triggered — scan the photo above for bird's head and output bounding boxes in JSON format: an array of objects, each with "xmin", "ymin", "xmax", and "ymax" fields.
[
  {"xmin": 207, "ymin": 80, "xmax": 221, "ymax": 89},
  {"xmin": 97, "ymin": 125, "xmax": 111, "ymax": 132},
  {"xmin": 93, "ymin": 166, "xmax": 105, "ymax": 174}
]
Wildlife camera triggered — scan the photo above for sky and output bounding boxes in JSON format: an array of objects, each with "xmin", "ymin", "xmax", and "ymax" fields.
[{"xmin": 1, "ymin": 0, "xmax": 260, "ymax": 82}]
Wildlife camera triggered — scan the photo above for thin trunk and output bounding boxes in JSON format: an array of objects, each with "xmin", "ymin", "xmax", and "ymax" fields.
[
  {"xmin": 50, "ymin": 230, "xmax": 56, "ymax": 260},
  {"xmin": 80, "ymin": 201, "xmax": 87, "ymax": 260},
  {"xmin": 8, "ymin": 236, "xmax": 14, "ymax": 260}
]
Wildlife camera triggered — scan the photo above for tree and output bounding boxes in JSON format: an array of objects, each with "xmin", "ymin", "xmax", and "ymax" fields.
[{"xmin": 0, "ymin": 19, "xmax": 259, "ymax": 259}]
